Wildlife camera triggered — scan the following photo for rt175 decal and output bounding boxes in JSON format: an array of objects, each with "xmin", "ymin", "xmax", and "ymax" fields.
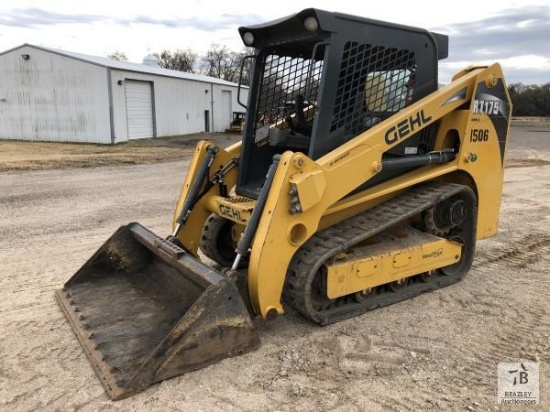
[{"xmin": 473, "ymin": 99, "xmax": 500, "ymax": 115}]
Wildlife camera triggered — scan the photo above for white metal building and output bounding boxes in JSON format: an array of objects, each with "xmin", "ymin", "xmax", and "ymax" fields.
[{"xmin": 0, "ymin": 44, "xmax": 248, "ymax": 144}]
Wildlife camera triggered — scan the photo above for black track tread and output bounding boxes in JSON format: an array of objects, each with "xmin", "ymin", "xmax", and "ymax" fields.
[
  {"xmin": 199, "ymin": 214, "xmax": 245, "ymax": 268},
  {"xmin": 199, "ymin": 214, "xmax": 225, "ymax": 264},
  {"xmin": 284, "ymin": 181, "xmax": 476, "ymax": 325}
]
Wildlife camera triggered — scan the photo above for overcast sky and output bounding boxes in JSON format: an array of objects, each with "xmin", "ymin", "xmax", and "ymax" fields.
[{"xmin": 1, "ymin": 0, "xmax": 548, "ymax": 84}]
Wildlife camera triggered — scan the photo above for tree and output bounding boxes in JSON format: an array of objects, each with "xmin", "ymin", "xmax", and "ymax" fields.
[
  {"xmin": 154, "ymin": 49, "xmax": 197, "ymax": 73},
  {"xmin": 202, "ymin": 44, "xmax": 232, "ymax": 80},
  {"xmin": 508, "ymin": 83, "xmax": 550, "ymax": 116},
  {"xmin": 201, "ymin": 45, "xmax": 255, "ymax": 84},
  {"xmin": 108, "ymin": 51, "xmax": 128, "ymax": 61},
  {"xmin": 233, "ymin": 48, "xmax": 255, "ymax": 86}
]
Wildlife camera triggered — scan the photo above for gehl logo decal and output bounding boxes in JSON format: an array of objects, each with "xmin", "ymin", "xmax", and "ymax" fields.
[
  {"xmin": 219, "ymin": 204, "xmax": 242, "ymax": 221},
  {"xmin": 385, "ymin": 110, "xmax": 432, "ymax": 145}
]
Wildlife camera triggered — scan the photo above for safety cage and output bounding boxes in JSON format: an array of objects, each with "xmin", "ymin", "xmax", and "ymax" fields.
[
  {"xmin": 236, "ymin": 9, "xmax": 447, "ymax": 197},
  {"xmin": 253, "ymin": 49, "xmax": 325, "ymax": 149}
]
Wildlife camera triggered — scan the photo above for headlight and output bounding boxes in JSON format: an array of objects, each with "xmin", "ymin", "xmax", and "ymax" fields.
[
  {"xmin": 243, "ymin": 32, "xmax": 255, "ymax": 46},
  {"xmin": 304, "ymin": 17, "xmax": 319, "ymax": 32}
]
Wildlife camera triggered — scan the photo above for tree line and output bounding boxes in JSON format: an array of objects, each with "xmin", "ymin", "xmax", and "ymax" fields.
[
  {"xmin": 508, "ymin": 83, "xmax": 550, "ymax": 117},
  {"xmin": 108, "ymin": 45, "xmax": 253, "ymax": 85},
  {"xmin": 108, "ymin": 49, "xmax": 549, "ymax": 116}
]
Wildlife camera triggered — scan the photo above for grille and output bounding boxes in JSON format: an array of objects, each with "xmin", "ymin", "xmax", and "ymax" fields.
[
  {"xmin": 228, "ymin": 196, "xmax": 253, "ymax": 204},
  {"xmin": 255, "ymin": 52, "xmax": 324, "ymax": 133},
  {"xmin": 331, "ymin": 42, "xmax": 416, "ymax": 136}
]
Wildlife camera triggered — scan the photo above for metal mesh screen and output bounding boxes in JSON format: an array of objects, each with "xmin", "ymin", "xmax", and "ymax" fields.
[
  {"xmin": 255, "ymin": 52, "xmax": 324, "ymax": 135},
  {"xmin": 331, "ymin": 42, "xmax": 416, "ymax": 135}
]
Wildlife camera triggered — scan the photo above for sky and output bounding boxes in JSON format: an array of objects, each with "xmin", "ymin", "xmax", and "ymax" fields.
[{"xmin": 0, "ymin": 0, "xmax": 549, "ymax": 85}]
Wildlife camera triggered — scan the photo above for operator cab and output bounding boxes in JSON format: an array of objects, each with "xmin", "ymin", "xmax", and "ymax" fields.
[{"xmin": 237, "ymin": 9, "xmax": 448, "ymax": 199}]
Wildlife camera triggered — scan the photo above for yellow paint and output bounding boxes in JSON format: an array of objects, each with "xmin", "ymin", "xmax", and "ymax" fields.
[
  {"xmin": 246, "ymin": 64, "xmax": 510, "ymax": 318},
  {"xmin": 326, "ymin": 236, "xmax": 462, "ymax": 299},
  {"xmin": 205, "ymin": 196, "xmax": 254, "ymax": 224},
  {"xmin": 289, "ymin": 169, "xmax": 326, "ymax": 213},
  {"xmin": 172, "ymin": 141, "xmax": 241, "ymax": 255},
  {"xmin": 171, "ymin": 64, "xmax": 511, "ymax": 319}
]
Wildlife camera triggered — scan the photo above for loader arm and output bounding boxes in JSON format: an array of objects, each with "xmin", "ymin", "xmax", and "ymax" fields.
[
  {"xmin": 248, "ymin": 63, "xmax": 510, "ymax": 318},
  {"xmin": 172, "ymin": 140, "xmax": 242, "ymax": 255}
]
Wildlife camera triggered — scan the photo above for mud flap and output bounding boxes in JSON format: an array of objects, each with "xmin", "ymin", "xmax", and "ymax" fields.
[{"xmin": 55, "ymin": 223, "xmax": 260, "ymax": 400}]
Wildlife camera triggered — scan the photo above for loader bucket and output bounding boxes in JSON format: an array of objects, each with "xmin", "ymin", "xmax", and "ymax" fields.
[{"xmin": 55, "ymin": 223, "xmax": 260, "ymax": 400}]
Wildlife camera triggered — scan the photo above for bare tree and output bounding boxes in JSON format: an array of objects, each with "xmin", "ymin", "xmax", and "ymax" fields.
[
  {"xmin": 154, "ymin": 49, "xmax": 197, "ymax": 73},
  {"xmin": 222, "ymin": 51, "xmax": 240, "ymax": 82},
  {"xmin": 202, "ymin": 44, "xmax": 230, "ymax": 79},
  {"xmin": 202, "ymin": 45, "xmax": 255, "ymax": 84},
  {"xmin": 108, "ymin": 51, "xmax": 128, "ymax": 61},
  {"xmin": 108, "ymin": 45, "xmax": 256, "ymax": 84},
  {"xmin": 233, "ymin": 48, "xmax": 255, "ymax": 86}
]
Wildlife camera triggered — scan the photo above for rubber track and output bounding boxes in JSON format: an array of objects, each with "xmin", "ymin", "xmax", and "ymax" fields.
[{"xmin": 284, "ymin": 181, "xmax": 475, "ymax": 325}]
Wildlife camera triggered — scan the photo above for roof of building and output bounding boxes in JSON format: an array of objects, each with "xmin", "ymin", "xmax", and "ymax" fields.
[{"xmin": 1, "ymin": 43, "xmax": 243, "ymax": 88}]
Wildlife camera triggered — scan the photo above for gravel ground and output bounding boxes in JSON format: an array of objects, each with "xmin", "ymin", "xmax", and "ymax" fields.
[{"xmin": 0, "ymin": 127, "xmax": 548, "ymax": 411}]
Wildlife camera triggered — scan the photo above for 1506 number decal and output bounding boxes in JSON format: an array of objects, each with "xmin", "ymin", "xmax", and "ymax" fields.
[{"xmin": 470, "ymin": 128, "xmax": 489, "ymax": 142}]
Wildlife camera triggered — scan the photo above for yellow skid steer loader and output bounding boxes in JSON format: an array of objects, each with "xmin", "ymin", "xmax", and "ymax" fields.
[{"xmin": 57, "ymin": 8, "xmax": 511, "ymax": 400}]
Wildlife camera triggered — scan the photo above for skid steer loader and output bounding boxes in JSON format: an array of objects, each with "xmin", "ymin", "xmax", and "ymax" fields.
[{"xmin": 57, "ymin": 8, "xmax": 511, "ymax": 400}]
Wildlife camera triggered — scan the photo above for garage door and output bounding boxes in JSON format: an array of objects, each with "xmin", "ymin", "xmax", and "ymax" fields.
[
  {"xmin": 125, "ymin": 80, "xmax": 155, "ymax": 139},
  {"xmin": 220, "ymin": 90, "xmax": 231, "ymax": 131}
]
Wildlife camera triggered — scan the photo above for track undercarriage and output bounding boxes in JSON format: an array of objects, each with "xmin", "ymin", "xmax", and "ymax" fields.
[
  {"xmin": 201, "ymin": 181, "xmax": 477, "ymax": 325},
  {"xmin": 284, "ymin": 181, "xmax": 477, "ymax": 324}
]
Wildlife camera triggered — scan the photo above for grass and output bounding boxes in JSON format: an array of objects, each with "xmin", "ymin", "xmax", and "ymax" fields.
[{"xmin": 0, "ymin": 133, "xmax": 240, "ymax": 172}]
